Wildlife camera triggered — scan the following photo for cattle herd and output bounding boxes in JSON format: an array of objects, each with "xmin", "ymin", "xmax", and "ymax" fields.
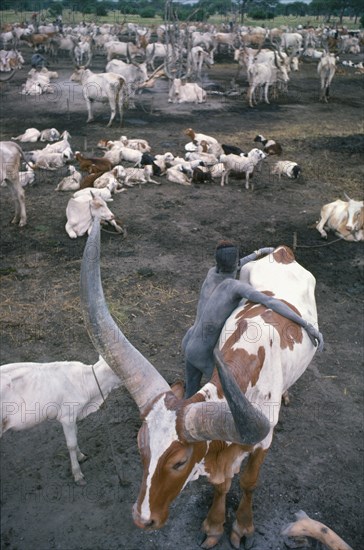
[{"xmin": 0, "ymin": 14, "xmax": 363, "ymax": 550}]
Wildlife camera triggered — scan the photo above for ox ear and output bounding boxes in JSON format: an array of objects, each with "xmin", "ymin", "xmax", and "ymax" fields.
[{"xmin": 181, "ymin": 350, "xmax": 270, "ymax": 446}]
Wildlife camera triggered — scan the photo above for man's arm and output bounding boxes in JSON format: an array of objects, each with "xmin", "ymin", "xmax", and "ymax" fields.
[
  {"xmin": 242, "ymin": 286, "xmax": 324, "ymax": 351},
  {"xmin": 239, "ymin": 247, "xmax": 275, "ymax": 269}
]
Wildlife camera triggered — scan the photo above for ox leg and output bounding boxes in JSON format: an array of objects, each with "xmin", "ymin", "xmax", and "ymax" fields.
[
  {"xmin": 264, "ymin": 83, "xmax": 270, "ymax": 104},
  {"xmin": 201, "ymin": 478, "xmax": 233, "ymax": 549},
  {"xmin": 61, "ymin": 421, "xmax": 87, "ymax": 485},
  {"xmin": 107, "ymin": 97, "xmax": 117, "ymax": 128},
  {"xmin": 9, "ymin": 178, "xmax": 27, "ymax": 226},
  {"xmin": 85, "ymin": 98, "xmax": 94, "ymax": 123},
  {"xmin": 230, "ymin": 448, "xmax": 267, "ymax": 549},
  {"xmin": 316, "ymin": 213, "xmax": 328, "ymax": 239}
]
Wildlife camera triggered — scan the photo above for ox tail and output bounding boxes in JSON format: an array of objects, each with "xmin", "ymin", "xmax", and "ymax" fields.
[
  {"xmin": 80, "ymin": 220, "xmax": 170, "ymax": 415},
  {"xmin": 11, "ymin": 142, "xmax": 35, "ymax": 171}
]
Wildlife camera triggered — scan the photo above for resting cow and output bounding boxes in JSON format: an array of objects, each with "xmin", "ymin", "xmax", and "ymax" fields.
[
  {"xmin": 316, "ymin": 195, "xmax": 364, "ymax": 242},
  {"xmin": 168, "ymin": 78, "xmax": 206, "ymax": 104},
  {"xmin": 65, "ymin": 192, "xmax": 123, "ymax": 238},
  {"xmin": 80, "ymin": 220, "xmax": 323, "ymax": 549}
]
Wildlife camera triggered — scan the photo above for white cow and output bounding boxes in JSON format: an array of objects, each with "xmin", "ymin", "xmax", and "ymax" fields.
[
  {"xmin": 317, "ymin": 52, "xmax": 336, "ymax": 102},
  {"xmin": 316, "ymin": 196, "xmax": 364, "ymax": 241},
  {"xmin": 105, "ymin": 40, "xmax": 143, "ymax": 62},
  {"xmin": 0, "ymin": 141, "xmax": 27, "ymax": 226},
  {"xmin": 168, "ymin": 78, "xmax": 206, "ymax": 104},
  {"xmin": 0, "ymin": 356, "xmax": 121, "ymax": 484},
  {"xmin": 65, "ymin": 192, "xmax": 123, "ymax": 238},
  {"xmin": 21, "ymin": 67, "xmax": 58, "ymax": 96},
  {"xmin": 70, "ymin": 68, "xmax": 125, "ymax": 127},
  {"xmin": 188, "ymin": 46, "xmax": 214, "ymax": 78}
]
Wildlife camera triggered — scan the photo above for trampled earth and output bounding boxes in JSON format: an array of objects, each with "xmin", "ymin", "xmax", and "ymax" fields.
[{"xmin": 0, "ymin": 46, "xmax": 363, "ymax": 550}]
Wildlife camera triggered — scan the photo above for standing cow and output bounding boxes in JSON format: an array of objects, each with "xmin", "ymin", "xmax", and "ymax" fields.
[
  {"xmin": 0, "ymin": 141, "xmax": 27, "ymax": 226},
  {"xmin": 80, "ymin": 220, "xmax": 322, "ymax": 548},
  {"xmin": 70, "ymin": 67, "xmax": 125, "ymax": 127}
]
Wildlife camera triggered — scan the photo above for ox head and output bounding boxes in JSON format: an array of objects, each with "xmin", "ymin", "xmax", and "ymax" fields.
[
  {"xmin": 80, "ymin": 221, "xmax": 270, "ymax": 530},
  {"xmin": 343, "ymin": 193, "xmax": 364, "ymax": 234}
]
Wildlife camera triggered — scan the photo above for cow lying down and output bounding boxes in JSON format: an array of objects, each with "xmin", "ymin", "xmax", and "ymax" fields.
[
  {"xmin": 316, "ymin": 195, "xmax": 364, "ymax": 242},
  {"xmin": 65, "ymin": 191, "xmax": 124, "ymax": 238}
]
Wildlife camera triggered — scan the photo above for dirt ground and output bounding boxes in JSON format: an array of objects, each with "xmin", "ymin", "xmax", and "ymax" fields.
[{"xmin": 0, "ymin": 45, "xmax": 363, "ymax": 550}]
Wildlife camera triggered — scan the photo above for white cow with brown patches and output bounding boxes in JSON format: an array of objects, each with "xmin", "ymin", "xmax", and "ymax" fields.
[
  {"xmin": 80, "ymin": 221, "xmax": 322, "ymax": 549},
  {"xmin": 316, "ymin": 195, "xmax": 364, "ymax": 241}
]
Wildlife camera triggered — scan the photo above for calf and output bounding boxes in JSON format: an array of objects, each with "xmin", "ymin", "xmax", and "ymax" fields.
[
  {"xmin": 316, "ymin": 196, "xmax": 364, "ymax": 242},
  {"xmin": 30, "ymin": 148, "xmax": 73, "ymax": 170},
  {"xmin": 254, "ymin": 134, "xmax": 282, "ymax": 155},
  {"xmin": 0, "ymin": 357, "xmax": 121, "ymax": 485},
  {"xmin": 75, "ymin": 152, "xmax": 113, "ymax": 174},
  {"xmin": 55, "ymin": 166, "xmax": 82, "ymax": 192},
  {"xmin": 271, "ymin": 161, "xmax": 301, "ymax": 179},
  {"xmin": 220, "ymin": 148, "xmax": 267, "ymax": 189}
]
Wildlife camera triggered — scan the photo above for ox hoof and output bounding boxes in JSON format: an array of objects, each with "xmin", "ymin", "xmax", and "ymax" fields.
[
  {"xmin": 79, "ymin": 453, "xmax": 88, "ymax": 463},
  {"xmin": 199, "ymin": 534, "xmax": 221, "ymax": 549},
  {"xmin": 75, "ymin": 476, "xmax": 87, "ymax": 486},
  {"xmin": 230, "ymin": 531, "xmax": 255, "ymax": 549}
]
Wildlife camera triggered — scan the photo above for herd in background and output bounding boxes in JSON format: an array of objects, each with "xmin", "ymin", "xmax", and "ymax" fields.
[
  {"xmin": 0, "ymin": 18, "xmax": 363, "ymax": 111},
  {"xmin": 1, "ymin": 122, "xmax": 363, "ymax": 243}
]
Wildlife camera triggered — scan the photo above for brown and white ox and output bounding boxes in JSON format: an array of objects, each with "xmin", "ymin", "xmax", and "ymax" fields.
[
  {"xmin": 316, "ymin": 195, "xmax": 364, "ymax": 242},
  {"xmin": 80, "ymin": 221, "xmax": 320, "ymax": 549}
]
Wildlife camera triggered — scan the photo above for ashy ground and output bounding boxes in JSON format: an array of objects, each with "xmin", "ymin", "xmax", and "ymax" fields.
[{"xmin": 0, "ymin": 47, "xmax": 363, "ymax": 550}]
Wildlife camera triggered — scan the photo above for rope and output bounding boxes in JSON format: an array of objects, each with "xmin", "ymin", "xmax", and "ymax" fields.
[
  {"xmin": 292, "ymin": 231, "xmax": 345, "ymax": 250},
  {"xmin": 91, "ymin": 365, "xmax": 128, "ymax": 486}
]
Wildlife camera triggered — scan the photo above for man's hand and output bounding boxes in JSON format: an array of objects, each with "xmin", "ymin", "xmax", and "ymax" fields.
[{"xmin": 305, "ymin": 323, "xmax": 324, "ymax": 352}]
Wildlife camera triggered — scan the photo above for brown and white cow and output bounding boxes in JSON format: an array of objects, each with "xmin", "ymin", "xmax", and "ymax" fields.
[
  {"xmin": 316, "ymin": 195, "xmax": 364, "ymax": 242},
  {"xmin": 80, "ymin": 221, "xmax": 321, "ymax": 548}
]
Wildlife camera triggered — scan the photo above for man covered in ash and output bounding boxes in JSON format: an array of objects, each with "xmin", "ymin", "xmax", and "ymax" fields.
[{"xmin": 182, "ymin": 240, "xmax": 324, "ymax": 397}]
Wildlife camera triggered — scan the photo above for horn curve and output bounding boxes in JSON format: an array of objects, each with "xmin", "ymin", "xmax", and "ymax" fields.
[
  {"xmin": 80, "ymin": 220, "xmax": 170, "ymax": 414},
  {"xmin": 181, "ymin": 350, "xmax": 271, "ymax": 445}
]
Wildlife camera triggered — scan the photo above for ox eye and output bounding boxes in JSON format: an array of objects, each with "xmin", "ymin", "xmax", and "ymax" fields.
[{"xmin": 172, "ymin": 459, "xmax": 188, "ymax": 471}]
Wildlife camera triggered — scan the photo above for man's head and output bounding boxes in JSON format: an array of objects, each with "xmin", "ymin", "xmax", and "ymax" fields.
[{"xmin": 215, "ymin": 240, "xmax": 239, "ymax": 273}]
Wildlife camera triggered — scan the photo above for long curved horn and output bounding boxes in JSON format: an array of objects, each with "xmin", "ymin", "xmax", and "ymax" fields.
[
  {"xmin": 0, "ymin": 69, "xmax": 17, "ymax": 81},
  {"xmin": 181, "ymin": 350, "xmax": 271, "ymax": 445},
  {"xmin": 80, "ymin": 220, "xmax": 170, "ymax": 414}
]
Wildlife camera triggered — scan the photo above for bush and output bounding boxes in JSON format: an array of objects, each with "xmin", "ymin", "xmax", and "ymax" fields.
[
  {"xmin": 139, "ymin": 7, "xmax": 155, "ymax": 18},
  {"xmin": 360, "ymin": 14, "xmax": 364, "ymax": 28},
  {"xmin": 249, "ymin": 10, "xmax": 274, "ymax": 20},
  {"xmin": 95, "ymin": 5, "xmax": 108, "ymax": 17}
]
